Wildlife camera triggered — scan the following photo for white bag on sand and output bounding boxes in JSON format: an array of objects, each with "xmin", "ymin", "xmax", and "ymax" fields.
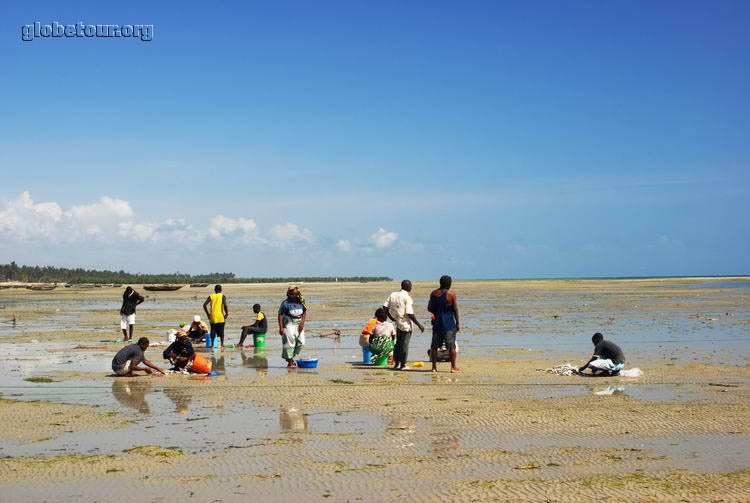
[{"xmin": 619, "ymin": 368, "xmax": 643, "ymax": 377}]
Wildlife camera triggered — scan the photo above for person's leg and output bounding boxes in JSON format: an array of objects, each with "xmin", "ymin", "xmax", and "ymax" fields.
[
  {"xmin": 294, "ymin": 328, "xmax": 305, "ymax": 358},
  {"xmin": 238, "ymin": 326, "xmax": 250, "ymax": 346},
  {"xmin": 587, "ymin": 358, "xmax": 613, "ymax": 375},
  {"xmin": 128, "ymin": 324, "xmax": 135, "ymax": 340},
  {"xmin": 216, "ymin": 323, "xmax": 225, "ymax": 349},
  {"xmin": 393, "ymin": 330, "xmax": 404, "ymax": 369},
  {"xmin": 445, "ymin": 331, "xmax": 460, "ymax": 372},
  {"xmin": 120, "ymin": 314, "xmax": 129, "ymax": 341},
  {"xmin": 281, "ymin": 324, "xmax": 295, "ymax": 364},
  {"xmin": 430, "ymin": 331, "xmax": 443, "ymax": 372},
  {"xmin": 209, "ymin": 324, "xmax": 218, "ymax": 348},
  {"xmin": 399, "ymin": 331, "xmax": 412, "ymax": 369}
]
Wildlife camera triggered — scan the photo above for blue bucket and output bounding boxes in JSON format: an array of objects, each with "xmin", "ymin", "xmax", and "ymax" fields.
[
  {"xmin": 362, "ymin": 347, "xmax": 372, "ymax": 364},
  {"xmin": 296, "ymin": 358, "xmax": 319, "ymax": 368}
]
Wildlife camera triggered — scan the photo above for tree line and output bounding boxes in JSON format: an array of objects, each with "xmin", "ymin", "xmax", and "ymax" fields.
[{"xmin": 0, "ymin": 262, "xmax": 391, "ymax": 284}]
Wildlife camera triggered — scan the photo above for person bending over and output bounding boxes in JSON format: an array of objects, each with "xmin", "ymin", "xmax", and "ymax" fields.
[
  {"xmin": 238, "ymin": 304, "xmax": 268, "ymax": 347},
  {"xmin": 163, "ymin": 334, "xmax": 195, "ymax": 370},
  {"xmin": 579, "ymin": 332, "xmax": 625, "ymax": 376},
  {"xmin": 184, "ymin": 315, "xmax": 209, "ymax": 342},
  {"xmin": 368, "ymin": 308, "xmax": 396, "ymax": 364},
  {"xmin": 111, "ymin": 337, "xmax": 165, "ymax": 377}
]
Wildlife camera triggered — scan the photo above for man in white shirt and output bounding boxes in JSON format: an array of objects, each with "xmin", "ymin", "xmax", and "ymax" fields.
[{"xmin": 383, "ymin": 280, "xmax": 424, "ymax": 370}]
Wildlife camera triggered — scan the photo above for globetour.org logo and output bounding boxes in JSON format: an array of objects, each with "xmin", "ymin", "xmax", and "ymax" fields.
[{"xmin": 21, "ymin": 22, "xmax": 153, "ymax": 42}]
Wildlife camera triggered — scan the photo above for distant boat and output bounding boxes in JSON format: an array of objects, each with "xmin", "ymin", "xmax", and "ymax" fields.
[
  {"xmin": 26, "ymin": 285, "xmax": 56, "ymax": 291},
  {"xmin": 143, "ymin": 284, "xmax": 184, "ymax": 292},
  {"xmin": 190, "ymin": 283, "xmax": 209, "ymax": 288}
]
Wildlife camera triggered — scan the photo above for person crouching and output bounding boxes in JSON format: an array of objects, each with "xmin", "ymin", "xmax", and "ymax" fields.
[{"xmin": 163, "ymin": 334, "xmax": 195, "ymax": 371}]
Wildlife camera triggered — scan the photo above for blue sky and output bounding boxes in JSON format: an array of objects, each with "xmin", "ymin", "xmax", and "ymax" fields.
[{"xmin": 1, "ymin": 1, "xmax": 748, "ymax": 279}]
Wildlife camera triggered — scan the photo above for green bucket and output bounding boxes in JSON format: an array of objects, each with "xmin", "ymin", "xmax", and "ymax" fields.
[
  {"xmin": 373, "ymin": 354, "xmax": 389, "ymax": 366},
  {"xmin": 253, "ymin": 333, "xmax": 266, "ymax": 348}
]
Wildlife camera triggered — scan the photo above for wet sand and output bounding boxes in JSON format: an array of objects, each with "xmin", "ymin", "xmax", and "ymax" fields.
[{"xmin": 0, "ymin": 278, "xmax": 749, "ymax": 502}]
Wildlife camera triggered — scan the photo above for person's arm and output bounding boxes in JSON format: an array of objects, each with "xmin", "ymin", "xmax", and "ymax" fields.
[
  {"xmin": 203, "ymin": 297, "xmax": 211, "ymax": 318},
  {"xmin": 427, "ymin": 292, "xmax": 435, "ymax": 316},
  {"xmin": 408, "ymin": 313, "xmax": 424, "ymax": 332},
  {"xmin": 578, "ymin": 354, "xmax": 597, "ymax": 373},
  {"xmin": 450, "ymin": 292, "xmax": 460, "ymax": 331},
  {"xmin": 384, "ymin": 297, "xmax": 396, "ymax": 323},
  {"xmin": 405, "ymin": 296, "xmax": 423, "ymax": 332},
  {"xmin": 222, "ymin": 296, "xmax": 228, "ymax": 319},
  {"xmin": 278, "ymin": 302, "xmax": 286, "ymax": 334},
  {"xmin": 140, "ymin": 359, "xmax": 165, "ymax": 375},
  {"xmin": 163, "ymin": 342, "xmax": 175, "ymax": 360},
  {"xmin": 135, "ymin": 293, "xmax": 145, "ymax": 306}
]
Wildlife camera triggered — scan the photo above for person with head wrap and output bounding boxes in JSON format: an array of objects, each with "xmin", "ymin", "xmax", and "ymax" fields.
[
  {"xmin": 368, "ymin": 308, "xmax": 396, "ymax": 364},
  {"xmin": 278, "ymin": 286, "xmax": 307, "ymax": 368}
]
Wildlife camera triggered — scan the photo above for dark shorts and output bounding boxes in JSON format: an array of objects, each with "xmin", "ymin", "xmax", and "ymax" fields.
[
  {"xmin": 431, "ymin": 330, "xmax": 457, "ymax": 350},
  {"xmin": 210, "ymin": 322, "xmax": 225, "ymax": 342}
]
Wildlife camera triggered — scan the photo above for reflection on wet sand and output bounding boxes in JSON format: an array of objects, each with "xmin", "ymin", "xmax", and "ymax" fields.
[
  {"xmin": 387, "ymin": 417, "xmax": 416, "ymax": 448},
  {"xmin": 210, "ymin": 355, "xmax": 226, "ymax": 373},
  {"xmin": 431, "ymin": 430, "xmax": 460, "ymax": 455},
  {"xmin": 163, "ymin": 386, "xmax": 193, "ymax": 414},
  {"xmin": 241, "ymin": 349, "xmax": 269, "ymax": 376},
  {"xmin": 593, "ymin": 385, "xmax": 626, "ymax": 396},
  {"xmin": 279, "ymin": 407, "xmax": 308, "ymax": 432},
  {"xmin": 111, "ymin": 380, "xmax": 153, "ymax": 413}
]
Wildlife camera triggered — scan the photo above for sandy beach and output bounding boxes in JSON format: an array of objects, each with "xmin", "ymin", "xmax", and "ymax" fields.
[{"xmin": 0, "ymin": 278, "xmax": 748, "ymax": 502}]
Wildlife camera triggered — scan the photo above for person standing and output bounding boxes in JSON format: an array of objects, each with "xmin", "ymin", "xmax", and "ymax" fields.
[
  {"xmin": 120, "ymin": 286, "xmax": 145, "ymax": 342},
  {"xmin": 203, "ymin": 285, "xmax": 228, "ymax": 350},
  {"xmin": 428, "ymin": 275, "xmax": 461, "ymax": 373},
  {"xmin": 383, "ymin": 280, "xmax": 424, "ymax": 371},
  {"xmin": 278, "ymin": 287, "xmax": 306, "ymax": 368}
]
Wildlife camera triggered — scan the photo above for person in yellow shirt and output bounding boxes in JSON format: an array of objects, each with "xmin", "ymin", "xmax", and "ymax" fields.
[
  {"xmin": 203, "ymin": 285, "xmax": 229, "ymax": 350},
  {"xmin": 238, "ymin": 304, "xmax": 268, "ymax": 347}
]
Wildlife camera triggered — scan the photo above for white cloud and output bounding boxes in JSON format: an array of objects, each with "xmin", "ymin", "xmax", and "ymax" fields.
[
  {"xmin": 66, "ymin": 196, "xmax": 133, "ymax": 221},
  {"xmin": 336, "ymin": 239, "xmax": 352, "ymax": 251},
  {"xmin": 118, "ymin": 221, "xmax": 158, "ymax": 242},
  {"xmin": 208, "ymin": 215, "xmax": 258, "ymax": 242},
  {"xmin": 0, "ymin": 192, "xmax": 204, "ymax": 245},
  {"xmin": 0, "ymin": 192, "xmax": 63, "ymax": 240},
  {"xmin": 271, "ymin": 223, "xmax": 313, "ymax": 244},
  {"xmin": 369, "ymin": 227, "xmax": 398, "ymax": 249}
]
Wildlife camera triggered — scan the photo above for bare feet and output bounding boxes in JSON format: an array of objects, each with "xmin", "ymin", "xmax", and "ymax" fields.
[
  {"xmin": 431, "ymin": 368, "xmax": 438, "ymax": 372},
  {"xmin": 450, "ymin": 368, "xmax": 462, "ymax": 373}
]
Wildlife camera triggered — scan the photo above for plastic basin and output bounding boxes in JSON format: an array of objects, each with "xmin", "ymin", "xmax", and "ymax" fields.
[{"xmin": 296, "ymin": 358, "xmax": 319, "ymax": 368}]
